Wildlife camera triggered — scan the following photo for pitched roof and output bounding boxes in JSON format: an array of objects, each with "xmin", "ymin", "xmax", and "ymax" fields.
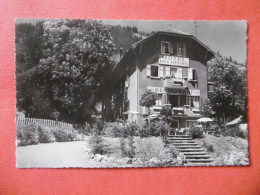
[{"xmin": 113, "ymin": 30, "xmax": 215, "ymax": 71}]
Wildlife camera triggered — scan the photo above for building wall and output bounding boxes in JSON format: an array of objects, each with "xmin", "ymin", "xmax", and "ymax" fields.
[{"xmin": 127, "ymin": 67, "xmax": 138, "ymax": 112}]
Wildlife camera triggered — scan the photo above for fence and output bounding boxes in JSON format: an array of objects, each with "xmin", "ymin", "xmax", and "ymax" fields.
[{"xmin": 16, "ymin": 117, "xmax": 73, "ymax": 131}]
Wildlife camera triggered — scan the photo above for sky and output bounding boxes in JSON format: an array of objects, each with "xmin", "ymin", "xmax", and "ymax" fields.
[
  {"xmin": 103, "ymin": 20, "xmax": 247, "ymax": 64},
  {"xmin": 16, "ymin": 19, "xmax": 247, "ymax": 64}
]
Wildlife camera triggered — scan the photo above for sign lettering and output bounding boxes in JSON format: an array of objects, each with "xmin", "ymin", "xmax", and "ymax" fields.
[{"xmin": 159, "ymin": 55, "xmax": 189, "ymax": 67}]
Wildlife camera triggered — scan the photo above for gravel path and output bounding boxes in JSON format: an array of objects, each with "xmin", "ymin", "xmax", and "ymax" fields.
[{"xmin": 16, "ymin": 141, "xmax": 106, "ymax": 168}]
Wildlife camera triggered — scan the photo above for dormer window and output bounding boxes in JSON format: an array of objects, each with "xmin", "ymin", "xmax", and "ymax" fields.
[
  {"xmin": 177, "ymin": 43, "xmax": 186, "ymax": 57},
  {"xmin": 161, "ymin": 41, "xmax": 174, "ymax": 55},
  {"xmin": 161, "ymin": 41, "xmax": 170, "ymax": 54}
]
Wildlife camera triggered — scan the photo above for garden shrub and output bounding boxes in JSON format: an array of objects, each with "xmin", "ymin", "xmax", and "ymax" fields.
[
  {"xmin": 52, "ymin": 128, "xmax": 77, "ymax": 142},
  {"xmin": 165, "ymin": 144, "xmax": 179, "ymax": 158},
  {"xmin": 17, "ymin": 124, "xmax": 39, "ymax": 146},
  {"xmin": 119, "ymin": 137, "xmax": 136, "ymax": 158},
  {"xmin": 38, "ymin": 126, "xmax": 55, "ymax": 143},
  {"xmin": 103, "ymin": 121, "xmax": 139, "ymax": 137},
  {"xmin": 139, "ymin": 122, "xmax": 170, "ymax": 137},
  {"xmin": 135, "ymin": 137, "xmax": 166, "ymax": 162},
  {"xmin": 223, "ymin": 126, "xmax": 246, "ymax": 139},
  {"xmin": 202, "ymin": 141, "xmax": 214, "ymax": 153},
  {"xmin": 88, "ymin": 135, "xmax": 109, "ymax": 155},
  {"xmin": 189, "ymin": 126, "xmax": 203, "ymax": 139}
]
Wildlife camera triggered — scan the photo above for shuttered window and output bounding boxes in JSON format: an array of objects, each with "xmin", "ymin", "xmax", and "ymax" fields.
[
  {"xmin": 177, "ymin": 43, "xmax": 186, "ymax": 57},
  {"xmin": 188, "ymin": 68, "xmax": 198, "ymax": 80},
  {"xmin": 161, "ymin": 41, "xmax": 170, "ymax": 54}
]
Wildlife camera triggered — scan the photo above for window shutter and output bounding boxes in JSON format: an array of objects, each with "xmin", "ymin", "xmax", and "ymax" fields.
[
  {"xmin": 177, "ymin": 68, "xmax": 182, "ymax": 79},
  {"xmin": 160, "ymin": 66, "xmax": 164, "ymax": 78},
  {"xmin": 147, "ymin": 65, "xmax": 151, "ymax": 77},
  {"xmin": 194, "ymin": 69, "xmax": 198, "ymax": 80},
  {"xmin": 166, "ymin": 66, "xmax": 170, "ymax": 77},
  {"xmin": 188, "ymin": 68, "xmax": 193, "ymax": 80},
  {"xmin": 183, "ymin": 68, "xmax": 188, "ymax": 78}
]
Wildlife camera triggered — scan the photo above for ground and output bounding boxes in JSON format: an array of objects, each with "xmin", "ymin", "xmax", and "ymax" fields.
[
  {"xmin": 16, "ymin": 135, "xmax": 249, "ymax": 168},
  {"xmin": 196, "ymin": 134, "xmax": 249, "ymax": 165}
]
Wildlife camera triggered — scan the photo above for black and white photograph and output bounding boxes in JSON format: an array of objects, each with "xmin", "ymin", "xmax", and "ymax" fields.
[{"xmin": 15, "ymin": 19, "xmax": 248, "ymax": 168}]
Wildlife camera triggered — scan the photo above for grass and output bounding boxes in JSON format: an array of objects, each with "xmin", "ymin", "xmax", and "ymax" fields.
[{"xmin": 196, "ymin": 134, "xmax": 249, "ymax": 162}]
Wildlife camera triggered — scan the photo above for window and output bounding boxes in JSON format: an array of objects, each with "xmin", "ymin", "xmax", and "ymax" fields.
[
  {"xmin": 185, "ymin": 96, "xmax": 200, "ymax": 107},
  {"xmin": 161, "ymin": 41, "xmax": 170, "ymax": 54},
  {"xmin": 188, "ymin": 68, "xmax": 197, "ymax": 81},
  {"xmin": 168, "ymin": 67, "xmax": 182, "ymax": 79},
  {"xmin": 177, "ymin": 43, "xmax": 186, "ymax": 57},
  {"xmin": 150, "ymin": 65, "xmax": 159, "ymax": 77}
]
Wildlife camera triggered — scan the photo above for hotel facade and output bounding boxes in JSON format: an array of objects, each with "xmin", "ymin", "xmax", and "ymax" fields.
[{"xmin": 108, "ymin": 30, "xmax": 215, "ymax": 129}]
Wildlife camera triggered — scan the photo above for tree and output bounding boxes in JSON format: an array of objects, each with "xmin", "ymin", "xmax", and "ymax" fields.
[
  {"xmin": 160, "ymin": 106, "xmax": 172, "ymax": 123},
  {"xmin": 200, "ymin": 99, "xmax": 213, "ymax": 117},
  {"xmin": 139, "ymin": 90, "xmax": 159, "ymax": 127},
  {"xmin": 37, "ymin": 19, "xmax": 116, "ymax": 123},
  {"xmin": 208, "ymin": 55, "xmax": 247, "ymax": 128}
]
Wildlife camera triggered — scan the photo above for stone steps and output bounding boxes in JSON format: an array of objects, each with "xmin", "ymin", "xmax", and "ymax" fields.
[{"xmin": 168, "ymin": 134, "xmax": 214, "ymax": 164}]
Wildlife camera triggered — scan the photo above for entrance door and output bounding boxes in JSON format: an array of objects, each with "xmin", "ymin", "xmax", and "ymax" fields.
[{"xmin": 169, "ymin": 95, "xmax": 178, "ymax": 107}]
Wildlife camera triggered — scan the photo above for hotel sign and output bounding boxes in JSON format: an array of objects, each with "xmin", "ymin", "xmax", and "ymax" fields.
[
  {"xmin": 159, "ymin": 55, "xmax": 189, "ymax": 67},
  {"xmin": 147, "ymin": 86, "xmax": 200, "ymax": 96}
]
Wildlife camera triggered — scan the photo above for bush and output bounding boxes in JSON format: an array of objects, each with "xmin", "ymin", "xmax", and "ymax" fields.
[
  {"xmin": 88, "ymin": 135, "xmax": 109, "ymax": 155},
  {"xmin": 189, "ymin": 127, "xmax": 203, "ymax": 139},
  {"xmin": 139, "ymin": 121, "xmax": 170, "ymax": 137},
  {"xmin": 119, "ymin": 137, "xmax": 136, "ymax": 158},
  {"xmin": 223, "ymin": 126, "xmax": 246, "ymax": 139},
  {"xmin": 52, "ymin": 128, "xmax": 77, "ymax": 142},
  {"xmin": 17, "ymin": 124, "xmax": 39, "ymax": 146},
  {"xmin": 102, "ymin": 121, "xmax": 139, "ymax": 137},
  {"xmin": 202, "ymin": 141, "xmax": 215, "ymax": 153},
  {"xmin": 38, "ymin": 126, "xmax": 55, "ymax": 143},
  {"xmin": 135, "ymin": 137, "xmax": 166, "ymax": 163}
]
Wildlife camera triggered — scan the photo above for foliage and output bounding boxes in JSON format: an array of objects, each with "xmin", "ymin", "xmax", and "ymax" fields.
[
  {"xmin": 208, "ymin": 56, "xmax": 247, "ymax": 125},
  {"xmin": 188, "ymin": 126, "xmax": 203, "ymax": 139},
  {"xmin": 134, "ymin": 137, "xmax": 166, "ymax": 163},
  {"xmin": 164, "ymin": 144, "xmax": 179, "ymax": 158},
  {"xmin": 201, "ymin": 141, "xmax": 214, "ymax": 152},
  {"xmin": 16, "ymin": 20, "xmax": 116, "ymax": 123},
  {"xmin": 52, "ymin": 128, "xmax": 78, "ymax": 142},
  {"xmin": 88, "ymin": 135, "xmax": 109, "ymax": 155},
  {"xmin": 160, "ymin": 106, "xmax": 172, "ymax": 123},
  {"xmin": 15, "ymin": 22, "xmax": 44, "ymax": 74},
  {"xmin": 200, "ymin": 99, "xmax": 213, "ymax": 117},
  {"xmin": 38, "ymin": 126, "xmax": 55, "ymax": 143},
  {"xmin": 110, "ymin": 25, "xmax": 143, "ymax": 53},
  {"xmin": 17, "ymin": 125, "xmax": 39, "ymax": 146},
  {"xmin": 223, "ymin": 126, "xmax": 246, "ymax": 139},
  {"xmin": 215, "ymin": 152, "xmax": 249, "ymax": 166},
  {"xmin": 139, "ymin": 90, "xmax": 159, "ymax": 114},
  {"xmin": 119, "ymin": 137, "xmax": 136, "ymax": 158},
  {"xmin": 102, "ymin": 120, "xmax": 139, "ymax": 137}
]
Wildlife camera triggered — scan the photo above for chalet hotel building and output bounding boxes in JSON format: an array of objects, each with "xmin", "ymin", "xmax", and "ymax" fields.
[{"xmin": 108, "ymin": 29, "xmax": 215, "ymax": 129}]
